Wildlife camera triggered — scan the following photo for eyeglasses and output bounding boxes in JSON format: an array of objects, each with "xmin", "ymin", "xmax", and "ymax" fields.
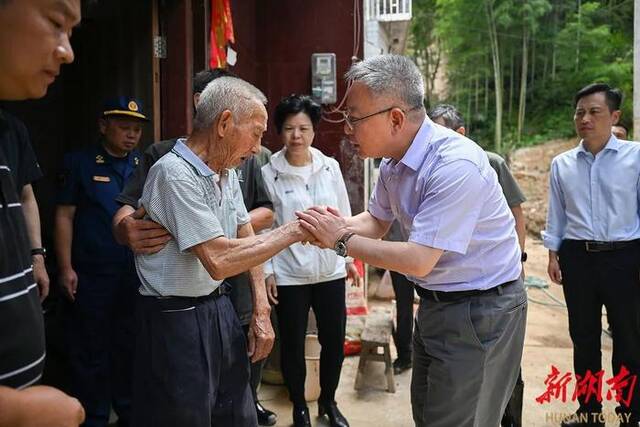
[{"xmin": 342, "ymin": 105, "xmax": 422, "ymax": 130}]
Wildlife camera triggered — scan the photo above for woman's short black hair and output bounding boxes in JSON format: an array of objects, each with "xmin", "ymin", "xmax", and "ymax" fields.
[{"xmin": 274, "ymin": 94, "xmax": 322, "ymax": 134}]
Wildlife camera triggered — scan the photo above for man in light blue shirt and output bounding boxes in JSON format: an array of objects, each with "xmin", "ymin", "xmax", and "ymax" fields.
[
  {"xmin": 297, "ymin": 55, "xmax": 527, "ymax": 427},
  {"xmin": 543, "ymin": 83, "xmax": 640, "ymax": 427}
]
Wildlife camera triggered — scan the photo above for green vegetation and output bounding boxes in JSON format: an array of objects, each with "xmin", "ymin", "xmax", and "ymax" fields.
[{"xmin": 409, "ymin": 0, "xmax": 634, "ymax": 153}]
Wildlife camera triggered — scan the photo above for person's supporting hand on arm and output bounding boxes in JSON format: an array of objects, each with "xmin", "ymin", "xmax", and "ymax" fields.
[
  {"xmin": 112, "ymin": 205, "xmax": 171, "ymax": 254},
  {"xmin": 0, "ymin": 385, "xmax": 85, "ymax": 427},
  {"xmin": 21, "ymin": 184, "xmax": 49, "ymax": 301}
]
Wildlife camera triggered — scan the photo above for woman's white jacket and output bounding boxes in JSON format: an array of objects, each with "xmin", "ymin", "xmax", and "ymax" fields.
[{"xmin": 261, "ymin": 147, "xmax": 352, "ymax": 286}]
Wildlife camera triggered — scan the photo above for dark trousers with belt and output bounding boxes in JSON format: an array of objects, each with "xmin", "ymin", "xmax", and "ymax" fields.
[
  {"xmin": 390, "ymin": 271, "xmax": 415, "ymax": 362},
  {"xmin": 132, "ymin": 285, "xmax": 256, "ymax": 427},
  {"xmin": 65, "ymin": 262, "xmax": 138, "ymax": 427},
  {"xmin": 559, "ymin": 240, "xmax": 640, "ymax": 419},
  {"xmin": 275, "ymin": 278, "xmax": 346, "ymax": 407}
]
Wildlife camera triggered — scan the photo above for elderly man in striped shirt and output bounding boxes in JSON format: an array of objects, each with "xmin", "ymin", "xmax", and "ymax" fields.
[{"xmin": 131, "ymin": 76, "xmax": 310, "ymax": 427}]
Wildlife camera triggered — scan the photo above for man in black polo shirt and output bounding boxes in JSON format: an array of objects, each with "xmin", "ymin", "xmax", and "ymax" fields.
[
  {"xmin": 0, "ymin": 0, "xmax": 84, "ymax": 426},
  {"xmin": 1, "ymin": 111, "xmax": 50, "ymax": 301}
]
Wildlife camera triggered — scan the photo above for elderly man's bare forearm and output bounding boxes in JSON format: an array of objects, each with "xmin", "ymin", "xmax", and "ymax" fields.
[
  {"xmin": 236, "ymin": 222, "xmax": 270, "ymax": 313},
  {"xmin": 192, "ymin": 221, "xmax": 307, "ymax": 281}
]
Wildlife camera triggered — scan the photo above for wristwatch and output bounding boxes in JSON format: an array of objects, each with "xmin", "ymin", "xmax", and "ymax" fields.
[
  {"xmin": 31, "ymin": 247, "xmax": 47, "ymax": 258},
  {"xmin": 334, "ymin": 232, "xmax": 356, "ymax": 257},
  {"xmin": 521, "ymin": 251, "xmax": 528, "ymax": 263}
]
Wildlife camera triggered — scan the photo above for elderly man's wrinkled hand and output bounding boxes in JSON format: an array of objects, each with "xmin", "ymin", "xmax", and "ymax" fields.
[
  {"xmin": 118, "ymin": 207, "xmax": 172, "ymax": 254},
  {"xmin": 286, "ymin": 219, "xmax": 316, "ymax": 245},
  {"xmin": 247, "ymin": 309, "xmax": 275, "ymax": 363},
  {"xmin": 295, "ymin": 206, "xmax": 348, "ymax": 249}
]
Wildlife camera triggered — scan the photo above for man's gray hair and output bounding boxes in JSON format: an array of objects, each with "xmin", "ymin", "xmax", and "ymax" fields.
[
  {"xmin": 345, "ymin": 55, "xmax": 425, "ymax": 108},
  {"xmin": 193, "ymin": 76, "xmax": 267, "ymax": 131}
]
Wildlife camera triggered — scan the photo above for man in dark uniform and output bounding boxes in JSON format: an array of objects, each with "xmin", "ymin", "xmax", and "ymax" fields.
[{"xmin": 54, "ymin": 97, "xmax": 147, "ymax": 427}]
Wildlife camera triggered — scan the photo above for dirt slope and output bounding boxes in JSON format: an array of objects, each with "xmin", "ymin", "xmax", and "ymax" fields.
[{"xmin": 510, "ymin": 138, "xmax": 577, "ymax": 236}]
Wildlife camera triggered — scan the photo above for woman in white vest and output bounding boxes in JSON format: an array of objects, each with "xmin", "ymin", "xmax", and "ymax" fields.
[{"xmin": 262, "ymin": 95, "xmax": 360, "ymax": 427}]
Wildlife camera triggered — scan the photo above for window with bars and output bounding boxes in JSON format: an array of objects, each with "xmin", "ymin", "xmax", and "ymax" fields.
[{"xmin": 367, "ymin": 0, "xmax": 412, "ymax": 22}]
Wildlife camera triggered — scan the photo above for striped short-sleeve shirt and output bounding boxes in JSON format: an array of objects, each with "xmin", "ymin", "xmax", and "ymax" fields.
[
  {"xmin": 135, "ymin": 140, "xmax": 250, "ymax": 297},
  {"xmin": 0, "ymin": 112, "xmax": 46, "ymax": 389}
]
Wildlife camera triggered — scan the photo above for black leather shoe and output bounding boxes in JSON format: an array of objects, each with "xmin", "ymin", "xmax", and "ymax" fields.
[
  {"xmin": 255, "ymin": 401, "xmax": 277, "ymax": 426},
  {"xmin": 318, "ymin": 401, "xmax": 349, "ymax": 427},
  {"xmin": 560, "ymin": 412, "xmax": 604, "ymax": 427},
  {"xmin": 292, "ymin": 405, "xmax": 311, "ymax": 427},
  {"xmin": 393, "ymin": 358, "xmax": 412, "ymax": 375}
]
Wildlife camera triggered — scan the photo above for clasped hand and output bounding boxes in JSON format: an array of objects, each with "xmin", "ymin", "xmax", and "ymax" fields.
[{"xmin": 295, "ymin": 205, "xmax": 348, "ymax": 249}]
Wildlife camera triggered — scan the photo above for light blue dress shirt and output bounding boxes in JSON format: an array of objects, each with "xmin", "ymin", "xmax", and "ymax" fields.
[
  {"xmin": 368, "ymin": 118, "xmax": 522, "ymax": 291},
  {"xmin": 542, "ymin": 136, "xmax": 640, "ymax": 251}
]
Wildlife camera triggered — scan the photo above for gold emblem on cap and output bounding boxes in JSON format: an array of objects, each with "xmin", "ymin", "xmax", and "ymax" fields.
[
  {"xmin": 95, "ymin": 155, "xmax": 105, "ymax": 164},
  {"xmin": 128, "ymin": 101, "xmax": 139, "ymax": 112}
]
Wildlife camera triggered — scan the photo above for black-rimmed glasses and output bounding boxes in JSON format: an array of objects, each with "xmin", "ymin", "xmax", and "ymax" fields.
[{"xmin": 342, "ymin": 105, "xmax": 422, "ymax": 130}]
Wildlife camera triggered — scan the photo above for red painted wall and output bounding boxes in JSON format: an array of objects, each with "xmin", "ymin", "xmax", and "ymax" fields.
[{"xmin": 230, "ymin": 0, "xmax": 365, "ymax": 214}]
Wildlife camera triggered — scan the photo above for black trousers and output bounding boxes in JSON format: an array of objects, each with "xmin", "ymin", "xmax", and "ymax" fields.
[
  {"xmin": 132, "ymin": 287, "xmax": 255, "ymax": 427},
  {"xmin": 501, "ymin": 369, "xmax": 524, "ymax": 427},
  {"xmin": 390, "ymin": 271, "xmax": 415, "ymax": 362},
  {"xmin": 65, "ymin": 263, "xmax": 138, "ymax": 427},
  {"xmin": 559, "ymin": 240, "xmax": 640, "ymax": 418},
  {"xmin": 275, "ymin": 278, "xmax": 346, "ymax": 407}
]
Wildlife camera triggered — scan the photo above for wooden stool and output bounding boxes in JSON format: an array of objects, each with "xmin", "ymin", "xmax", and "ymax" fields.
[{"xmin": 354, "ymin": 310, "xmax": 396, "ymax": 393}]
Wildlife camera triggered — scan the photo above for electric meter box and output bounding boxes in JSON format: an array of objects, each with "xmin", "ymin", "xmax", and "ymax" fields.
[{"xmin": 311, "ymin": 53, "xmax": 337, "ymax": 105}]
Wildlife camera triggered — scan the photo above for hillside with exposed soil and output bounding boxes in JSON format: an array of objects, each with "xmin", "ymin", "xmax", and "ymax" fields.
[{"xmin": 510, "ymin": 138, "xmax": 577, "ymax": 237}]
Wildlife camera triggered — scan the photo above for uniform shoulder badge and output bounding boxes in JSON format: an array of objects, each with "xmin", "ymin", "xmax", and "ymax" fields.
[{"xmin": 95, "ymin": 154, "xmax": 105, "ymax": 164}]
